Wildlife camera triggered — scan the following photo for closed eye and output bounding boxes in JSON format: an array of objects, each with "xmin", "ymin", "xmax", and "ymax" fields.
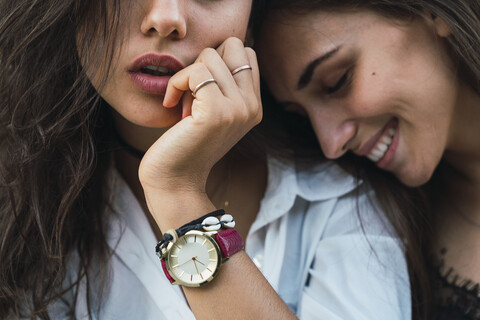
[{"xmin": 326, "ymin": 72, "xmax": 349, "ymax": 94}]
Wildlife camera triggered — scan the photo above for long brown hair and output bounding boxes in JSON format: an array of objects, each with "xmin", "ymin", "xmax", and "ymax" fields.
[
  {"xmin": 0, "ymin": 0, "xmax": 135, "ymax": 318},
  {"xmin": 254, "ymin": 1, "xmax": 480, "ymax": 319}
]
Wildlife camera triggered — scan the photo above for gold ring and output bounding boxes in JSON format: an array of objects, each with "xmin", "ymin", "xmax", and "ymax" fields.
[
  {"xmin": 231, "ymin": 65, "xmax": 252, "ymax": 75},
  {"xmin": 192, "ymin": 78, "xmax": 217, "ymax": 99}
]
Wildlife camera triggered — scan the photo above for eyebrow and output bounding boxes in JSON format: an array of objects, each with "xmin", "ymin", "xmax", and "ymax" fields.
[{"xmin": 297, "ymin": 47, "xmax": 340, "ymax": 90}]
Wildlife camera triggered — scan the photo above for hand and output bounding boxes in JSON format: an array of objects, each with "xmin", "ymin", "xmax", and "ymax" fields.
[{"xmin": 139, "ymin": 37, "xmax": 261, "ymax": 196}]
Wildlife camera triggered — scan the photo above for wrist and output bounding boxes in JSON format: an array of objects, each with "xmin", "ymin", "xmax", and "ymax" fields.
[
  {"xmin": 144, "ymin": 188, "xmax": 215, "ymax": 232},
  {"xmin": 156, "ymin": 210, "xmax": 244, "ymax": 287}
]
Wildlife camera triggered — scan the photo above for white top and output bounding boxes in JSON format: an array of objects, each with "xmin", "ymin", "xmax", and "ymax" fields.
[{"xmin": 53, "ymin": 157, "xmax": 411, "ymax": 319}]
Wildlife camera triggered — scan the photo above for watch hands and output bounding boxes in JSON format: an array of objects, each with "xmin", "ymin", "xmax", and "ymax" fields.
[
  {"xmin": 195, "ymin": 259, "xmax": 206, "ymax": 266},
  {"xmin": 177, "ymin": 258, "xmax": 194, "ymax": 268},
  {"xmin": 193, "ymin": 259, "xmax": 200, "ymax": 275}
]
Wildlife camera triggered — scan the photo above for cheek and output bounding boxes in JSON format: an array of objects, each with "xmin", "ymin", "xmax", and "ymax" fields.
[{"xmin": 190, "ymin": 5, "xmax": 251, "ymax": 45}]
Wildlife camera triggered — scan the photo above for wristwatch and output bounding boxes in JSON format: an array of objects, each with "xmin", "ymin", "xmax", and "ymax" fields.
[{"xmin": 160, "ymin": 228, "xmax": 243, "ymax": 287}]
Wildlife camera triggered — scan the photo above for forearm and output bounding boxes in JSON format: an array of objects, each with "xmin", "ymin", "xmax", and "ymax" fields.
[
  {"xmin": 144, "ymin": 189, "xmax": 296, "ymax": 319},
  {"xmin": 184, "ymin": 252, "xmax": 296, "ymax": 320}
]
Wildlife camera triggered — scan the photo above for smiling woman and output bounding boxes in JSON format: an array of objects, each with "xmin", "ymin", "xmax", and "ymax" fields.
[
  {"xmin": 256, "ymin": 0, "xmax": 480, "ymax": 319},
  {"xmin": 259, "ymin": 9, "xmax": 458, "ymax": 187}
]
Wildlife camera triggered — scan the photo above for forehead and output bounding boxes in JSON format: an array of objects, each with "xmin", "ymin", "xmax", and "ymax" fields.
[{"xmin": 257, "ymin": 9, "xmax": 371, "ymax": 98}]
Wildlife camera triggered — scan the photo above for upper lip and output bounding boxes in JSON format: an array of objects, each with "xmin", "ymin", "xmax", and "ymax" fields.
[
  {"xmin": 353, "ymin": 119, "xmax": 396, "ymax": 156},
  {"xmin": 127, "ymin": 53, "xmax": 184, "ymax": 74}
]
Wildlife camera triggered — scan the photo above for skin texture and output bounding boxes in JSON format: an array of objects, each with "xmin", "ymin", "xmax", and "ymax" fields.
[
  {"xmin": 83, "ymin": 0, "xmax": 296, "ymax": 318},
  {"xmin": 258, "ymin": 9, "xmax": 480, "ymax": 188}
]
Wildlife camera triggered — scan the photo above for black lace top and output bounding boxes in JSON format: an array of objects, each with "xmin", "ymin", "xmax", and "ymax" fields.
[{"xmin": 431, "ymin": 258, "xmax": 480, "ymax": 320}]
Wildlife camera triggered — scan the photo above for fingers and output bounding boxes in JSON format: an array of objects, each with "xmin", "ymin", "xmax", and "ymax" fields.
[
  {"xmin": 164, "ymin": 37, "xmax": 260, "ymax": 124},
  {"xmin": 245, "ymin": 47, "xmax": 261, "ymax": 102},
  {"xmin": 195, "ymin": 47, "xmax": 241, "ymax": 97},
  {"xmin": 216, "ymin": 37, "xmax": 255, "ymax": 94},
  {"xmin": 163, "ymin": 63, "xmax": 221, "ymax": 107}
]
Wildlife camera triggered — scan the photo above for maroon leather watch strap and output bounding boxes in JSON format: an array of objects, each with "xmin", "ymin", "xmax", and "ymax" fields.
[
  {"xmin": 215, "ymin": 229, "xmax": 244, "ymax": 258},
  {"xmin": 161, "ymin": 259, "xmax": 175, "ymax": 284}
]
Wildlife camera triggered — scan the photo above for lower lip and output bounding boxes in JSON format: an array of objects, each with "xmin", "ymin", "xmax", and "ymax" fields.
[
  {"xmin": 129, "ymin": 72, "xmax": 171, "ymax": 95},
  {"xmin": 376, "ymin": 124, "xmax": 399, "ymax": 169}
]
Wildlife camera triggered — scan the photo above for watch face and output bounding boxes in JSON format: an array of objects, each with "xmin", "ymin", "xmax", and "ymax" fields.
[{"xmin": 166, "ymin": 231, "xmax": 221, "ymax": 287}]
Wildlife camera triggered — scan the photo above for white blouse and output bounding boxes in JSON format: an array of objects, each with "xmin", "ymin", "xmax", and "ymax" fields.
[{"xmin": 54, "ymin": 157, "xmax": 411, "ymax": 319}]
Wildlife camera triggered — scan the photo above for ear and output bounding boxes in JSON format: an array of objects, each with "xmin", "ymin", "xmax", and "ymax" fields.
[{"xmin": 432, "ymin": 14, "xmax": 451, "ymax": 37}]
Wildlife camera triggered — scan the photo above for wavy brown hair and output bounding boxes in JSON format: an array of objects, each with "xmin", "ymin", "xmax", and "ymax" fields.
[
  {"xmin": 254, "ymin": 1, "xmax": 480, "ymax": 319},
  {"xmin": 0, "ymin": 0, "xmax": 143, "ymax": 318}
]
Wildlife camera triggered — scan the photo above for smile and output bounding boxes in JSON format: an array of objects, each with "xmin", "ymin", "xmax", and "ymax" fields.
[
  {"xmin": 354, "ymin": 118, "xmax": 399, "ymax": 168},
  {"xmin": 367, "ymin": 127, "xmax": 395, "ymax": 162}
]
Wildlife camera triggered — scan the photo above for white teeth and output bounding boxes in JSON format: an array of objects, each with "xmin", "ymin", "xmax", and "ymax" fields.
[
  {"xmin": 367, "ymin": 125, "xmax": 396, "ymax": 163},
  {"xmin": 377, "ymin": 142, "xmax": 388, "ymax": 152},
  {"xmin": 372, "ymin": 149, "xmax": 384, "ymax": 157},
  {"xmin": 368, "ymin": 154, "xmax": 381, "ymax": 162},
  {"xmin": 381, "ymin": 135, "xmax": 392, "ymax": 145}
]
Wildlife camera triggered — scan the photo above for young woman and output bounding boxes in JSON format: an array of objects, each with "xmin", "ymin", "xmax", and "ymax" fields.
[
  {"xmin": 0, "ymin": 0, "xmax": 409, "ymax": 319},
  {"xmin": 256, "ymin": 1, "xmax": 480, "ymax": 319}
]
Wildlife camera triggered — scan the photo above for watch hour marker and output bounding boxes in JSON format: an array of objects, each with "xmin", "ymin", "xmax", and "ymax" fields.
[
  {"xmin": 170, "ymin": 255, "xmax": 177, "ymax": 258},
  {"xmin": 191, "ymin": 275, "xmax": 193, "ymax": 282},
  {"xmin": 194, "ymin": 235, "xmax": 197, "ymax": 242},
  {"xmin": 172, "ymin": 264, "xmax": 179, "ymax": 269},
  {"xmin": 179, "ymin": 271, "xmax": 185, "ymax": 278},
  {"xmin": 208, "ymin": 248, "xmax": 215, "ymax": 252},
  {"xmin": 202, "ymin": 239, "xmax": 207, "ymax": 246},
  {"xmin": 207, "ymin": 267, "xmax": 213, "ymax": 272}
]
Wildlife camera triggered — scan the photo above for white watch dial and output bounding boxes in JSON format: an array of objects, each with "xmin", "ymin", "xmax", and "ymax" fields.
[{"xmin": 167, "ymin": 231, "xmax": 220, "ymax": 286}]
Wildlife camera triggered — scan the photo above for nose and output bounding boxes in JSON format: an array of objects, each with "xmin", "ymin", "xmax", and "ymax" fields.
[
  {"xmin": 308, "ymin": 109, "xmax": 358, "ymax": 159},
  {"xmin": 141, "ymin": 0, "xmax": 187, "ymax": 39}
]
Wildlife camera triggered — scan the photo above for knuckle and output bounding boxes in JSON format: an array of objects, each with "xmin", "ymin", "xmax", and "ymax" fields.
[
  {"xmin": 254, "ymin": 107, "xmax": 263, "ymax": 125},
  {"xmin": 225, "ymin": 37, "xmax": 243, "ymax": 48},
  {"xmin": 197, "ymin": 48, "xmax": 218, "ymax": 64},
  {"xmin": 218, "ymin": 113, "xmax": 236, "ymax": 128},
  {"xmin": 191, "ymin": 62, "xmax": 209, "ymax": 75},
  {"xmin": 202, "ymin": 47, "xmax": 218, "ymax": 58},
  {"xmin": 245, "ymin": 47, "xmax": 257, "ymax": 59}
]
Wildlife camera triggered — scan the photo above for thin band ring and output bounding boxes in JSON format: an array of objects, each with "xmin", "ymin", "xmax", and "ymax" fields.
[
  {"xmin": 231, "ymin": 65, "xmax": 252, "ymax": 75},
  {"xmin": 192, "ymin": 78, "xmax": 217, "ymax": 98}
]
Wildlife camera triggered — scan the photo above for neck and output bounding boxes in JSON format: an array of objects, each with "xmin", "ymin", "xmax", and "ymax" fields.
[
  {"xmin": 443, "ymin": 84, "xmax": 480, "ymax": 191},
  {"xmin": 433, "ymin": 85, "xmax": 480, "ymax": 240}
]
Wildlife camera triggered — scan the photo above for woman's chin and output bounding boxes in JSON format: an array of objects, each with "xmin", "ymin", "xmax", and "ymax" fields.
[
  {"xmin": 113, "ymin": 106, "xmax": 182, "ymax": 129},
  {"xmin": 395, "ymin": 168, "xmax": 433, "ymax": 188}
]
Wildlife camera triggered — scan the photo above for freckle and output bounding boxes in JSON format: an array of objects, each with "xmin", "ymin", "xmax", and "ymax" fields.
[{"xmin": 372, "ymin": 72, "xmax": 376, "ymax": 76}]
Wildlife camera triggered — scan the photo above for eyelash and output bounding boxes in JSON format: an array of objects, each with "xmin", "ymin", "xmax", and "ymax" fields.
[{"xmin": 326, "ymin": 69, "xmax": 353, "ymax": 95}]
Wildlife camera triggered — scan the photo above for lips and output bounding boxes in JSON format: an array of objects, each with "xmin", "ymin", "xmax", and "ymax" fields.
[
  {"xmin": 355, "ymin": 118, "xmax": 399, "ymax": 167},
  {"xmin": 128, "ymin": 54, "xmax": 184, "ymax": 95}
]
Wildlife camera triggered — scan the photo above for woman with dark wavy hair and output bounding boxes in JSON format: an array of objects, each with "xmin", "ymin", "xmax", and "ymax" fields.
[
  {"xmin": 257, "ymin": 0, "xmax": 480, "ymax": 319},
  {"xmin": 0, "ymin": 0, "xmax": 411, "ymax": 319}
]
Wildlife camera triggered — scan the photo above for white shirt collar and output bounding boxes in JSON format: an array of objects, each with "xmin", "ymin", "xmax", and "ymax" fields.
[{"xmin": 250, "ymin": 156, "xmax": 359, "ymax": 235}]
